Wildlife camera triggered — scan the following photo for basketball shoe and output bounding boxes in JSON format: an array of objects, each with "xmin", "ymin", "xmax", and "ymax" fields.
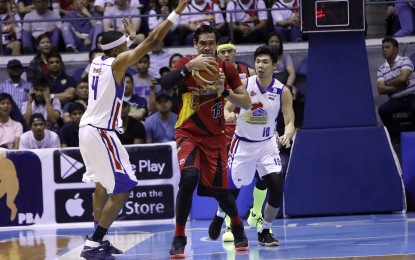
[{"xmin": 169, "ymin": 235, "xmax": 187, "ymax": 259}]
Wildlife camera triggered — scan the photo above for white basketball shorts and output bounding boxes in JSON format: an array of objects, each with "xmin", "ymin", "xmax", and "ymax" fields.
[
  {"xmin": 228, "ymin": 135, "xmax": 282, "ymax": 189},
  {"xmin": 79, "ymin": 125, "xmax": 138, "ymax": 194}
]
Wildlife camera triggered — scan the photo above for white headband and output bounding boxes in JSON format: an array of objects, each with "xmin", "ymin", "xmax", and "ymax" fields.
[{"xmin": 101, "ymin": 35, "xmax": 127, "ymax": 50}]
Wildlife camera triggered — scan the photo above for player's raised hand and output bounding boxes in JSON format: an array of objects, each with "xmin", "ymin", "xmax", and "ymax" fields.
[
  {"xmin": 122, "ymin": 16, "xmax": 136, "ymax": 37},
  {"xmin": 175, "ymin": 0, "xmax": 190, "ymax": 14}
]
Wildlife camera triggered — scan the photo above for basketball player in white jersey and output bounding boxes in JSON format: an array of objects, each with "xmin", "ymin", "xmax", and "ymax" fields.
[
  {"xmin": 78, "ymin": 0, "xmax": 189, "ymax": 259},
  {"xmin": 222, "ymin": 45, "xmax": 295, "ymax": 246}
]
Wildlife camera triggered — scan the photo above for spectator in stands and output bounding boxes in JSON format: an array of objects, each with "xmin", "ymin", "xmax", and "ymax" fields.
[
  {"xmin": 103, "ymin": 0, "xmax": 145, "ymax": 42},
  {"xmin": 132, "ymin": 54, "xmax": 154, "ymax": 104},
  {"xmin": 148, "ymin": 66, "xmax": 174, "ymax": 113},
  {"xmin": 0, "ymin": 59, "xmax": 32, "ymax": 111},
  {"xmin": 225, "ymin": 0, "xmax": 268, "ymax": 44},
  {"xmin": 145, "ymin": 90, "xmax": 177, "ymax": 143},
  {"xmin": 386, "ymin": 1, "xmax": 400, "ymax": 36},
  {"xmin": 270, "ymin": 0, "xmax": 302, "ymax": 42},
  {"xmin": 59, "ymin": 101, "xmax": 85, "ymax": 147},
  {"xmin": 45, "ymin": 52, "xmax": 77, "ymax": 105},
  {"xmin": 21, "ymin": 0, "xmax": 62, "ymax": 54},
  {"xmin": 178, "ymin": 0, "xmax": 225, "ymax": 45},
  {"xmin": 394, "ymin": 1, "xmax": 415, "ymax": 37},
  {"xmin": 0, "ymin": 93, "xmax": 23, "ymax": 149},
  {"xmin": 57, "ymin": 0, "xmax": 74, "ymax": 16},
  {"xmin": 116, "ymin": 99, "xmax": 146, "ymax": 145},
  {"xmin": 61, "ymin": 0, "xmax": 103, "ymax": 52},
  {"xmin": 169, "ymin": 53, "xmax": 183, "ymax": 69},
  {"xmin": 26, "ymin": 33, "xmax": 52, "ymax": 83},
  {"xmin": 124, "ymin": 73, "xmax": 148, "ymax": 121},
  {"xmin": 148, "ymin": 0, "xmax": 181, "ymax": 46},
  {"xmin": 93, "ymin": 0, "xmax": 113, "ymax": 15},
  {"xmin": 148, "ymin": 41, "xmax": 172, "ymax": 77},
  {"xmin": 80, "ymin": 48, "xmax": 104, "ymax": 78},
  {"xmin": 265, "ymin": 31, "xmax": 296, "ymax": 94},
  {"xmin": 17, "ymin": 0, "xmax": 35, "ymax": 18},
  {"xmin": 21, "ymin": 77, "xmax": 62, "ymax": 133},
  {"xmin": 94, "ymin": 31, "xmax": 104, "ymax": 50},
  {"xmin": 377, "ymin": 37, "xmax": 415, "ymax": 144},
  {"xmin": 62, "ymin": 77, "xmax": 88, "ymax": 123},
  {"xmin": 0, "ymin": 0, "xmax": 22, "ymax": 55},
  {"xmin": 19, "ymin": 113, "xmax": 61, "ymax": 149}
]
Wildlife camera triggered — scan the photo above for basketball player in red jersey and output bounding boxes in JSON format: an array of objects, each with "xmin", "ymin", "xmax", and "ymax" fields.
[{"xmin": 160, "ymin": 25, "xmax": 251, "ymax": 258}]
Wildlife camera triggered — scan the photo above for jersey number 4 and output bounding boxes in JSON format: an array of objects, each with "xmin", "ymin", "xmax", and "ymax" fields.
[{"xmin": 91, "ymin": 76, "xmax": 99, "ymax": 100}]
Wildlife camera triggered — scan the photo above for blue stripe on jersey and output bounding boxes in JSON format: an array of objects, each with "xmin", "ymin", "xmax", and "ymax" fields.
[
  {"xmin": 255, "ymin": 77, "xmax": 276, "ymax": 94},
  {"xmin": 107, "ymin": 76, "xmax": 125, "ymax": 129},
  {"xmin": 235, "ymin": 133, "xmax": 273, "ymax": 143}
]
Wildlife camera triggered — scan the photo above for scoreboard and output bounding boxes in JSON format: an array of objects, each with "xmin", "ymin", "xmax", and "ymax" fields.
[{"xmin": 300, "ymin": 0, "xmax": 365, "ymax": 33}]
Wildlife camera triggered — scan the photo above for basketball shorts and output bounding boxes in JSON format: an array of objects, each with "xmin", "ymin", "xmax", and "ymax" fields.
[
  {"xmin": 79, "ymin": 125, "xmax": 138, "ymax": 194},
  {"xmin": 228, "ymin": 135, "xmax": 282, "ymax": 189},
  {"xmin": 176, "ymin": 133, "xmax": 229, "ymax": 193}
]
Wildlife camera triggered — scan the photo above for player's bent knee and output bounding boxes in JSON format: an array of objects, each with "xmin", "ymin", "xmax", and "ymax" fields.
[
  {"xmin": 179, "ymin": 168, "xmax": 199, "ymax": 192},
  {"xmin": 263, "ymin": 173, "xmax": 285, "ymax": 208}
]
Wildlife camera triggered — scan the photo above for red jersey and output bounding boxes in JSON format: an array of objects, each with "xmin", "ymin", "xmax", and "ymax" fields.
[{"xmin": 173, "ymin": 56, "xmax": 243, "ymax": 136}]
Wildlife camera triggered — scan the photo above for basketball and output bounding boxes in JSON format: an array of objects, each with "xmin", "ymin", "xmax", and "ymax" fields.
[{"xmin": 192, "ymin": 63, "xmax": 220, "ymax": 84}]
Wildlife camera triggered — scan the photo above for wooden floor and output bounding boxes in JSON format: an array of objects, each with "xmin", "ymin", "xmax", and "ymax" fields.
[{"xmin": 0, "ymin": 213, "xmax": 414, "ymax": 260}]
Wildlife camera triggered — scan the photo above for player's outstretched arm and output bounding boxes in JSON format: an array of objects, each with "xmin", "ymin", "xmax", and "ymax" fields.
[
  {"xmin": 114, "ymin": 0, "xmax": 189, "ymax": 70},
  {"xmin": 224, "ymin": 80, "xmax": 251, "ymax": 110}
]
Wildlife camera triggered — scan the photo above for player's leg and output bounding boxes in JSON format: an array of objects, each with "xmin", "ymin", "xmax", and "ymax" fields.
[
  {"xmin": 170, "ymin": 137, "xmax": 201, "ymax": 258},
  {"xmin": 209, "ymin": 139, "xmax": 254, "ymax": 250},
  {"xmin": 247, "ymin": 173, "xmax": 268, "ymax": 231},
  {"xmin": 255, "ymin": 137, "xmax": 284, "ymax": 247},
  {"xmin": 93, "ymin": 183, "xmax": 110, "ymax": 228},
  {"xmin": 80, "ymin": 127, "xmax": 137, "ymax": 259},
  {"xmin": 258, "ymin": 172, "xmax": 284, "ymax": 246}
]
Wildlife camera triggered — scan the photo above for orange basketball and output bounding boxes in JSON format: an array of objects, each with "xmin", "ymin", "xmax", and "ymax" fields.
[{"xmin": 192, "ymin": 63, "xmax": 220, "ymax": 84}]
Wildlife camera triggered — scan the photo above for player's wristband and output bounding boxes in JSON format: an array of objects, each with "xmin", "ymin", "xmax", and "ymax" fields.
[
  {"xmin": 180, "ymin": 65, "xmax": 189, "ymax": 77},
  {"xmin": 167, "ymin": 11, "xmax": 179, "ymax": 23},
  {"xmin": 126, "ymin": 36, "xmax": 134, "ymax": 47},
  {"xmin": 222, "ymin": 89, "xmax": 230, "ymax": 97}
]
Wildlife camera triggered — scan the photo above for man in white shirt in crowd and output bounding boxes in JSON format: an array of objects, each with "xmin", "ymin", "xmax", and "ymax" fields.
[{"xmin": 19, "ymin": 113, "xmax": 60, "ymax": 149}]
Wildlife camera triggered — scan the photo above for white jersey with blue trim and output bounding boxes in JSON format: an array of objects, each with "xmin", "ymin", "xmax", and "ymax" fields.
[
  {"xmin": 235, "ymin": 75, "xmax": 284, "ymax": 142},
  {"xmin": 80, "ymin": 55, "xmax": 124, "ymax": 130}
]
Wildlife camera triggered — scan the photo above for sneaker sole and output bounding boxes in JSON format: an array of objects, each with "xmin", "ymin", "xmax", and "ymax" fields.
[
  {"xmin": 259, "ymin": 241, "xmax": 279, "ymax": 247},
  {"xmin": 170, "ymin": 253, "xmax": 186, "ymax": 259},
  {"xmin": 222, "ymin": 237, "xmax": 234, "ymax": 242},
  {"xmin": 235, "ymin": 245, "xmax": 249, "ymax": 251},
  {"xmin": 111, "ymin": 253, "xmax": 124, "ymax": 256}
]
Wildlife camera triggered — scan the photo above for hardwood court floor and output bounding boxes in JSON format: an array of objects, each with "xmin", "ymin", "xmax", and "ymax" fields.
[{"xmin": 0, "ymin": 213, "xmax": 414, "ymax": 260}]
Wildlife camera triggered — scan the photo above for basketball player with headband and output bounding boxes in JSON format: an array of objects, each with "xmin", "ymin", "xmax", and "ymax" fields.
[{"xmin": 78, "ymin": 0, "xmax": 189, "ymax": 259}]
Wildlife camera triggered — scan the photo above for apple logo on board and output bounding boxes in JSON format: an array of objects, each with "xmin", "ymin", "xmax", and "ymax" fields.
[{"xmin": 65, "ymin": 193, "xmax": 85, "ymax": 217}]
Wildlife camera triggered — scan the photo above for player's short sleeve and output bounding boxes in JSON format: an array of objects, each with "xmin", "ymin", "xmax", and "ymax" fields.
[{"xmin": 224, "ymin": 62, "xmax": 242, "ymax": 90}]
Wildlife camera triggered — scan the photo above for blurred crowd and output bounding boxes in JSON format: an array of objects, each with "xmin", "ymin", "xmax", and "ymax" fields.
[
  {"xmin": 1, "ymin": 0, "xmax": 415, "ymax": 152},
  {"xmin": 1, "ymin": 0, "xmax": 306, "ymax": 55}
]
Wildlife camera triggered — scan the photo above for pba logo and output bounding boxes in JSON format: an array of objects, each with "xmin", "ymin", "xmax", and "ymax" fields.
[
  {"xmin": 55, "ymin": 189, "xmax": 94, "ymax": 223},
  {"xmin": 53, "ymin": 149, "xmax": 85, "ymax": 183},
  {"xmin": 0, "ymin": 151, "xmax": 43, "ymax": 226}
]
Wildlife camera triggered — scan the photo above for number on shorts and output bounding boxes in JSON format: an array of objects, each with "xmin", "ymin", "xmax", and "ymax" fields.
[{"xmin": 262, "ymin": 127, "xmax": 270, "ymax": 137}]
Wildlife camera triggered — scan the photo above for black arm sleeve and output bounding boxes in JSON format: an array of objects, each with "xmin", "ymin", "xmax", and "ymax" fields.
[{"xmin": 160, "ymin": 65, "xmax": 190, "ymax": 90}]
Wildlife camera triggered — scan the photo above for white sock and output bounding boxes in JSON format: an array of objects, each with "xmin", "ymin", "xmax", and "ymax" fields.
[
  {"xmin": 216, "ymin": 209, "xmax": 226, "ymax": 218},
  {"xmin": 259, "ymin": 220, "xmax": 272, "ymax": 233}
]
